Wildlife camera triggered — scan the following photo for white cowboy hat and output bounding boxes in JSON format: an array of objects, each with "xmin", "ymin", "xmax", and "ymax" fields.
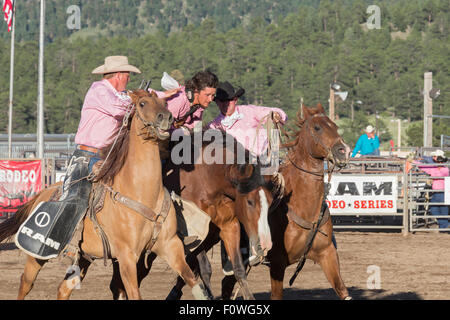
[
  {"xmin": 92, "ymin": 56, "xmax": 141, "ymax": 74},
  {"xmin": 431, "ymin": 149, "xmax": 445, "ymax": 157},
  {"xmin": 365, "ymin": 125, "xmax": 375, "ymax": 133}
]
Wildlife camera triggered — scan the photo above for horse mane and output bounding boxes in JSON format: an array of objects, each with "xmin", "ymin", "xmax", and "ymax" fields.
[
  {"xmin": 198, "ymin": 129, "xmax": 265, "ymax": 193},
  {"xmin": 281, "ymin": 104, "xmax": 323, "ymax": 149},
  {"xmin": 94, "ymin": 124, "xmax": 131, "ymax": 184}
]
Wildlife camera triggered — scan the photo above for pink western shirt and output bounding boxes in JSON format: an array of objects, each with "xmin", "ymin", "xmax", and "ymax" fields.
[
  {"xmin": 207, "ymin": 105, "xmax": 287, "ymax": 156},
  {"xmin": 75, "ymin": 79, "xmax": 131, "ymax": 149},
  {"xmin": 414, "ymin": 161, "xmax": 449, "ymax": 190},
  {"xmin": 150, "ymin": 86, "xmax": 204, "ymax": 130}
]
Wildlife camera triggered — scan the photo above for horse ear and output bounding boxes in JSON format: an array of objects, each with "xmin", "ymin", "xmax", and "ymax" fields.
[
  {"xmin": 316, "ymin": 103, "xmax": 325, "ymax": 114},
  {"xmin": 301, "ymin": 104, "xmax": 311, "ymax": 119},
  {"xmin": 128, "ymin": 90, "xmax": 138, "ymax": 104}
]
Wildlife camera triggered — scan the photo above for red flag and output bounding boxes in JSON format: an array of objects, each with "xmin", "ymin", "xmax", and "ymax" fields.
[{"xmin": 2, "ymin": 0, "xmax": 14, "ymax": 32}]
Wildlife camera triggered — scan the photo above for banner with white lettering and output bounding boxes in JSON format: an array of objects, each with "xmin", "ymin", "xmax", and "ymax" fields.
[
  {"xmin": 325, "ymin": 175, "xmax": 398, "ymax": 214},
  {"xmin": 445, "ymin": 177, "xmax": 450, "ymax": 205},
  {"xmin": 0, "ymin": 160, "xmax": 42, "ymax": 217}
]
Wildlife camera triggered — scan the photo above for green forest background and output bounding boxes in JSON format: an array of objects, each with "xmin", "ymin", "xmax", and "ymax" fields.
[{"xmin": 0, "ymin": 0, "xmax": 448, "ymax": 150}]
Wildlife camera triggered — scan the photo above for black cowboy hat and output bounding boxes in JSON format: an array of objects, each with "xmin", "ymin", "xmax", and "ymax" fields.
[{"xmin": 214, "ymin": 81, "xmax": 245, "ymax": 101}]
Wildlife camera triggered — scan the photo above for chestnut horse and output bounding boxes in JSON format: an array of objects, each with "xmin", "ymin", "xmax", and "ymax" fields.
[
  {"xmin": 0, "ymin": 90, "xmax": 209, "ymax": 300},
  {"xmin": 219, "ymin": 103, "xmax": 353, "ymax": 300},
  {"xmin": 109, "ymin": 130, "xmax": 274, "ymax": 300}
]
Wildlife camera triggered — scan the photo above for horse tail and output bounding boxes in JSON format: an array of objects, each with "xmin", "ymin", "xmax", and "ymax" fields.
[{"xmin": 0, "ymin": 194, "xmax": 41, "ymax": 244}]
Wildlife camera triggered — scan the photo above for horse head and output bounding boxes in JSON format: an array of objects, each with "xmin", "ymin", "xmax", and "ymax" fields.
[
  {"xmin": 228, "ymin": 163, "xmax": 272, "ymax": 263},
  {"xmin": 299, "ymin": 103, "xmax": 350, "ymax": 168},
  {"xmin": 129, "ymin": 89, "xmax": 174, "ymax": 141}
]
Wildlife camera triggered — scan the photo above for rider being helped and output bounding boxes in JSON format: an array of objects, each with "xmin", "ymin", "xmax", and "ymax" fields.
[
  {"xmin": 207, "ymin": 81, "xmax": 287, "ymax": 272},
  {"xmin": 148, "ymin": 70, "xmax": 219, "ymax": 131}
]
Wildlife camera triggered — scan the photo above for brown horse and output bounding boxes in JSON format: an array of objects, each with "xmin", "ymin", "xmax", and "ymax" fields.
[
  {"xmin": 0, "ymin": 90, "xmax": 209, "ymax": 300},
  {"xmin": 109, "ymin": 130, "xmax": 274, "ymax": 300},
  {"xmin": 219, "ymin": 103, "xmax": 353, "ymax": 300}
]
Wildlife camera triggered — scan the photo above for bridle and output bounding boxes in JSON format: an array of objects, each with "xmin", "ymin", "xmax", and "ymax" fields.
[
  {"xmin": 278, "ymin": 113, "xmax": 339, "ymax": 181},
  {"xmin": 132, "ymin": 98, "xmax": 172, "ymax": 141}
]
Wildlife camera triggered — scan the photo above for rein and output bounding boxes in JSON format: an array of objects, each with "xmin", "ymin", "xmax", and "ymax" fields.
[{"xmin": 272, "ymin": 113, "xmax": 338, "ymax": 285}]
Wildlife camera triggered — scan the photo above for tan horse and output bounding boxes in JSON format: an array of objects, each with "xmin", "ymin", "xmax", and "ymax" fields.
[
  {"xmin": 0, "ymin": 90, "xmax": 209, "ymax": 300},
  {"xmin": 220, "ymin": 103, "xmax": 353, "ymax": 300}
]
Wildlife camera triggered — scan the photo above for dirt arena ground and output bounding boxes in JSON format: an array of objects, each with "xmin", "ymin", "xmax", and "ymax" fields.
[{"xmin": 0, "ymin": 231, "xmax": 449, "ymax": 300}]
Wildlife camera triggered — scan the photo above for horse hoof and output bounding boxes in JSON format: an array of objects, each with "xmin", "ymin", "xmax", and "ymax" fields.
[
  {"xmin": 344, "ymin": 296, "xmax": 353, "ymax": 300},
  {"xmin": 166, "ymin": 287, "xmax": 183, "ymax": 300},
  {"xmin": 192, "ymin": 283, "xmax": 210, "ymax": 300},
  {"xmin": 222, "ymin": 260, "xmax": 234, "ymax": 276}
]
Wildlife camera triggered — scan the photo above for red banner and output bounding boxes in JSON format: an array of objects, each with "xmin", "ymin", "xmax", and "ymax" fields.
[{"xmin": 0, "ymin": 160, "xmax": 42, "ymax": 217}]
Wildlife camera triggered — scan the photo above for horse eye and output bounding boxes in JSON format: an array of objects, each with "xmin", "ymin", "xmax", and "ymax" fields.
[
  {"xmin": 139, "ymin": 101, "xmax": 145, "ymax": 107},
  {"xmin": 247, "ymin": 199, "xmax": 255, "ymax": 207},
  {"xmin": 314, "ymin": 125, "xmax": 321, "ymax": 131}
]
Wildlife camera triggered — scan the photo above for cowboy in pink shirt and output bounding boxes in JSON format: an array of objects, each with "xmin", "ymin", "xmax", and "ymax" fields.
[
  {"xmin": 75, "ymin": 56, "xmax": 141, "ymax": 151},
  {"xmin": 207, "ymin": 81, "xmax": 287, "ymax": 156},
  {"xmin": 31, "ymin": 56, "xmax": 142, "ymax": 259},
  {"xmin": 75, "ymin": 79, "xmax": 132, "ymax": 149},
  {"xmin": 149, "ymin": 70, "xmax": 218, "ymax": 131}
]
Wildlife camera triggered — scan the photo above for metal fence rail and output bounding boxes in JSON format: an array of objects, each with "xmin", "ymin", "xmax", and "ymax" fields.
[
  {"xmin": 408, "ymin": 162, "xmax": 450, "ymax": 233},
  {"xmin": 1, "ymin": 135, "xmax": 449, "ymax": 233}
]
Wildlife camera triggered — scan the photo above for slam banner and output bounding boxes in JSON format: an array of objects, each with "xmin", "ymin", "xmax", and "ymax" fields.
[
  {"xmin": 0, "ymin": 160, "xmax": 42, "ymax": 217},
  {"xmin": 325, "ymin": 175, "xmax": 398, "ymax": 214}
]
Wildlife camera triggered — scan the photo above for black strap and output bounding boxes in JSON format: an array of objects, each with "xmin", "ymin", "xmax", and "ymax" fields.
[
  {"xmin": 289, "ymin": 201, "xmax": 328, "ymax": 286},
  {"xmin": 176, "ymin": 104, "xmax": 201, "ymax": 123}
]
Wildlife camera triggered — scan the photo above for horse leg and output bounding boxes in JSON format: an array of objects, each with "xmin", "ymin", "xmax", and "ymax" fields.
[
  {"xmin": 269, "ymin": 263, "xmax": 286, "ymax": 300},
  {"xmin": 17, "ymin": 255, "xmax": 46, "ymax": 300},
  {"xmin": 110, "ymin": 259, "xmax": 127, "ymax": 300},
  {"xmin": 116, "ymin": 250, "xmax": 141, "ymax": 300},
  {"xmin": 196, "ymin": 250, "xmax": 214, "ymax": 299},
  {"xmin": 57, "ymin": 255, "xmax": 92, "ymax": 300},
  {"xmin": 316, "ymin": 244, "xmax": 351, "ymax": 300},
  {"xmin": 166, "ymin": 251, "xmax": 204, "ymax": 300},
  {"xmin": 161, "ymin": 236, "xmax": 209, "ymax": 300},
  {"xmin": 109, "ymin": 252, "xmax": 157, "ymax": 300},
  {"xmin": 166, "ymin": 231, "xmax": 219, "ymax": 300},
  {"xmin": 220, "ymin": 221, "xmax": 254, "ymax": 300},
  {"xmin": 221, "ymin": 274, "xmax": 238, "ymax": 300}
]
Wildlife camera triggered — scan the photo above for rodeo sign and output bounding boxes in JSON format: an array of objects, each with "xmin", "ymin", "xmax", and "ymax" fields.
[
  {"xmin": 0, "ymin": 160, "xmax": 43, "ymax": 217},
  {"xmin": 325, "ymin": 175, "xmax": 398, "ymax": 214}
]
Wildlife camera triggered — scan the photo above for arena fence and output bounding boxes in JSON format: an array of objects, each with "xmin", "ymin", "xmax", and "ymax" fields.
[
  {"xmin": 1, "ymin": 150, "xmax": 449, "ymax": 234},
  {"xmin": 408, "ymin": 162, "xmax": 450, "ymax": 233}
]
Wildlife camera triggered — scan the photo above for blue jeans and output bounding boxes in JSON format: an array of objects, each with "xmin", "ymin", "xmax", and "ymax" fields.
[
  {"xmin": 430, "ymin": 192, "xmax": 449, "ymax": 229},
  {"xmin": 88, "ymin": 156, "xmax": 101, "ymax": 173},
  {"xmin": 73, "ymin": 147, "xmax": 101, "ymax": 174}
]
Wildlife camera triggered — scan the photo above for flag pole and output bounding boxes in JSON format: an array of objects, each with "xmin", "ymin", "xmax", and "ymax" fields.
[
  {"xmin": 7, "ymin": 0, "xmax": 15, "ymax": 158},
  {"xmin": 37, "ymin": 0, "xmax": 45, "ymax": 159}
]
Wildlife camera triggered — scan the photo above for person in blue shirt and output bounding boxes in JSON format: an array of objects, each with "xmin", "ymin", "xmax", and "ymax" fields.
[{"xmin": 351, "ymin": 125, "xmax": 380, "ymax": 157}]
